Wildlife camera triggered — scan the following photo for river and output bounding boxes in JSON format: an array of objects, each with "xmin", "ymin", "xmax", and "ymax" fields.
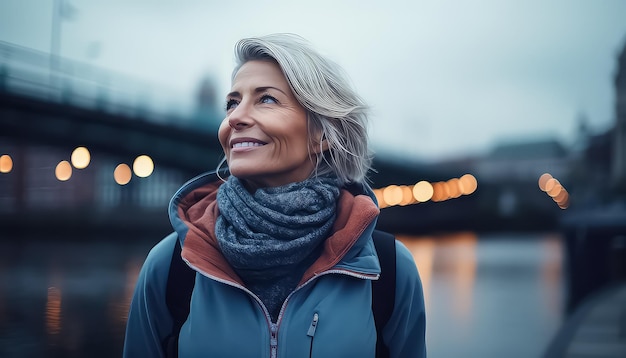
[{"xmin": 0, "ymin": 232, "xmax": 564, "ymax": 358}]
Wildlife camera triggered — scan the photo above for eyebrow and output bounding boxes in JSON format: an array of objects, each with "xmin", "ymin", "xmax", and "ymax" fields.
[{"xmin": 226, "ymin": 86, "xmax": 288, "ymax": 98}]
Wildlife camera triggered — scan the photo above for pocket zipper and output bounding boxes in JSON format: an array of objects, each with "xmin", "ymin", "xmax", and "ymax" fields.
[{"xmin": 307, "ymin": 312, "xmax": 319, "ymax": 357}]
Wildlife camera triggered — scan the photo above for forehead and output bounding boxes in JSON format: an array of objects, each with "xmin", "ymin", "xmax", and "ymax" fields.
[{"xmin": 231, "ymin": 60, "xmax": 289, "ymax": 89}]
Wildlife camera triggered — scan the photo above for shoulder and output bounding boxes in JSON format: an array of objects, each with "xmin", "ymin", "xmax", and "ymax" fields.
[
  {"xmin": 373, "ymin": 231, "xmax": 420, "ymax": 283},
  {"xmin": 378, "ymin": 238, "xmax": 427, "ymax": 357},
  {"xmin": 136, "ymin": 232, "xmax": 179, "ymax": 290},
  {"xmin": 124, "ymin": 233, "xmax": 179, "ymax": 356},
  {"xmin": 393, "ymin": 240, "xmax": 423, "ymax": 292},
  {"xmin": 145, "ymin": 232, "xmax": 178, "ymax": 269},
  {"xmin": 388, "ymin": 239, "xmax": 428, "ymax": 358}
]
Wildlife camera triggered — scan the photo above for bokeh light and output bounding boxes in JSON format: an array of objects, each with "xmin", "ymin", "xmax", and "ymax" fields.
[
  {"xmin": 114, "ymin": 164, "xmax": 132, "ymax": 185},
  {"xmin": 400, "ymin": 185, "xmax": 415, "ymax": 206},
  {"xmin": 538, "ymin": 173, "xmax": 553, "ymax": 191},
  {"xmin": 413, "ymin": 181, "xmax": 434, "ymax": 202},
  {"xmin": 432, "ymin": 182, "xmax": 449, "ymax": 202},
  {"xmin": 71, "ymin": 147, "xmax": 91, "ymax": 169},
  {"xmin": 547, "ymin": 183, "xmax": 563, "ymax": 198},
  {"xmin": 373, "ymin": 189, "xmax": 387, "ymax": 208},
  {"xmin": 133, "ymin": 155, "xmax": 154, "ymax": 178},
  {"xmin": 447, "ymin": 178, "xmax": 462, "ymax": 199},
  {"xmin": 383, "ymin": 185, "xmax": 403, "ymax": 206},
  {"xmin": 537, "ymin": 173, "xmax": 570, "ymax": 209},
  {"xmin": 55, "ymin": 161, "xmax": 72, "ymax": 181},
  {"xmin": 0, "ymin": 154, "xmax": 13, "ymax": 173},
  {"xmin": 554, "ymin": 189, "xmax": 568, "ymax": 203},
  {"xmin": 374, "ymin": 173, "xmax": 479, "ymax": 208},
  {"xmin": 544, "ymin": 178, "xmax": 558, "ymax": 192},
  {"xmin": 459, "ymin": 174, "xmax": 478, "ymax": 195}
]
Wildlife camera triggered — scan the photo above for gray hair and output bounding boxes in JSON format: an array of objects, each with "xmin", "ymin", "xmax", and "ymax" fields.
[{"xmin": 230, "ymin": 33, "xmax": 373, "ymax": 186}]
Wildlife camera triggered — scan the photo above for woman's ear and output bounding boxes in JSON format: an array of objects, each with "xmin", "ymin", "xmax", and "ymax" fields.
[{"xmin": 311, "ymin": 133, "xmax": 329, "ymax": 154}]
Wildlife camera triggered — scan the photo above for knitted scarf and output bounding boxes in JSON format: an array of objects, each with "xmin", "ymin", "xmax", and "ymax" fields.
[{"xmin": 215, "ymin": 176, "xmax": 340, "ymax": 322}]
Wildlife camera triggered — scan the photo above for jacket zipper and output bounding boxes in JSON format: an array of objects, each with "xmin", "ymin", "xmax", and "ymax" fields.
[
  {"xmin": 307, "ymin": 312, "xmax": 319, "ymax": 358},
  {"xmin": 270, "ymin": 323, "xmax": 278, "ymax": 358},
  {"xmin": 273, "ymin": 269, "xmax": 377, "ymax": 357},
  {"xmin": 187, "ymin": 260, "xmax": 378, "ymax": 358},
  {"xmin": 184, "ymin": 260, "xmax": 278, "ymax": 357}
]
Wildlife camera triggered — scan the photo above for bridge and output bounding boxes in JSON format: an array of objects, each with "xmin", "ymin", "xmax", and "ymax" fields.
[
  {"xmin": 1, "ymin": 90, "xmax": 224, "ymax": 177},
  {"xmin": 2, "ymin": 40, "xmax": 478, "ymax": 236}
]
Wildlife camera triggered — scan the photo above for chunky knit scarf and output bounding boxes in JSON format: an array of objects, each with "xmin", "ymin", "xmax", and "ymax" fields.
[{"xmin": 215, "ymin": 176, "xmax": 340, "ymax": 322}]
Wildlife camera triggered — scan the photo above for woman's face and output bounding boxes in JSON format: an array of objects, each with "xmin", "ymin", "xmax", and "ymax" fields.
[{"xmin": 218, "ymin": 60, "xmax": 319, "ymax": 190}]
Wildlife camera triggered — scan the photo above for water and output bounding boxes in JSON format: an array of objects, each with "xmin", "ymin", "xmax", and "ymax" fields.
[
  {"xmin": 401, "ymin": 232, "xmax": 564, "ymax": 358},
  {"xmin": 0, "ymin": 232, "xmax": 564, "ymax": 358}
]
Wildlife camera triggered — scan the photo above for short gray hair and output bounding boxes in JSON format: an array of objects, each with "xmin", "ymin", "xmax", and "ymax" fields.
[{"xmin": 231, "ymin": 33, "xmax": 373, "ymax": 186}]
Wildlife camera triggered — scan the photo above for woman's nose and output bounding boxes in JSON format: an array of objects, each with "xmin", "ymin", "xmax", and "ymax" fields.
[{"xmin": 228, "ymin": 102, "xmax": 253, "ymax": 129}]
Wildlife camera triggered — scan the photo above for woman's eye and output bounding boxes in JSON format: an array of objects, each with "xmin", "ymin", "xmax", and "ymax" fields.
[
  {"xmin": 260, "ymin": 95, "xmax": 277, "ymax": 104},
  {"xmin": 225, "ymin": 99, "xmax": 239, "ymax": 111}
]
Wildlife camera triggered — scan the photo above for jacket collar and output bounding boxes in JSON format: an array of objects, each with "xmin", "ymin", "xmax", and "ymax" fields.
[{"xmin": 169, "ymin": 171, "xmax": 381, "ymax": 285}]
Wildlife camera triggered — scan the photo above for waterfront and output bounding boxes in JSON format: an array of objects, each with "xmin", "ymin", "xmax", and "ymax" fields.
[{"xmin": 0, "ymin": 232, "xmax": 564, "ymax": 358}]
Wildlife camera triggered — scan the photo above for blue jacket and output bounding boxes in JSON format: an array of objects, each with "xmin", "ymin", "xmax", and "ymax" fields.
[{"xmin": 123, "ymin": 171, "xmax": 426, "ymax": 357}]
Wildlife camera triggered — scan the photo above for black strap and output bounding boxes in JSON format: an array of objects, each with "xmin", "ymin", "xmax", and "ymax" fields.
[
  {"xmin": 372, "ymin": 229, "xmax": 397, "ymax": 358},
  {"xmin": 163, "ymin": 238, "xmax": 195, "ymax": 358},
  {"xmin": 164, "ymin": 230, "xmax": 396, "ymax": 358}
]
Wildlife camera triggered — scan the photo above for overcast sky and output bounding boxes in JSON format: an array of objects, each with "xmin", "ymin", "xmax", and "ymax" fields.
[{"xmin": 2, "ymin": 0, "xmax": 626, "ymax": 161}]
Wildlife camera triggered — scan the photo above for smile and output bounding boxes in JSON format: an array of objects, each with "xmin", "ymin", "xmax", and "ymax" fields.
[{"xmin": 232, "ymin": 142, "xmax": 266, "ymax": 148}]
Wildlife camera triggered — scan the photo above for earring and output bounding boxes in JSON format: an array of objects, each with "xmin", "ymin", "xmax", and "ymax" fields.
[{"xmin": 215, "ymin": 156, "xmax": 228, "ymax": 182}]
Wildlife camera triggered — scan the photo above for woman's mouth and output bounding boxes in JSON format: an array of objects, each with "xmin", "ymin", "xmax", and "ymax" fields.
[{"xmin": 232, "ymin": 141, "xmax": 265, "ymax": 148}]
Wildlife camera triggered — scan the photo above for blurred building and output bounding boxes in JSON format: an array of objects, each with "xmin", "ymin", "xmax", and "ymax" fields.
[
  {"xmin": 472, "ymin": 138, "xmax": 571, "ymax": 218},
  {"xmin": 192, "ymin": 75, "xmax": 223, "ymax": 132},
  {"xmin": 0, "ymin": 143, "xmax": 184, "ymax": 214},
  {"xmin": 568, "ymin": 37, "xmax": 626, "ymax": 202},
  {"xmin": 475, "ymin": 139, "xmax": 570, "ymax": 183}
]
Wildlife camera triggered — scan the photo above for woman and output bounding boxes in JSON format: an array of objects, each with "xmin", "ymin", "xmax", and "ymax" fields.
[{"xmin": 123, "ymin": 33, "xmax": 426, "ymax": 357}]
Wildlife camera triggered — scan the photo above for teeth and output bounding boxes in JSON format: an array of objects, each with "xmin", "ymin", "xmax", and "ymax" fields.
[{"xmin": 233, "ymin": 142, "xmax": 264, "ymax": 148}]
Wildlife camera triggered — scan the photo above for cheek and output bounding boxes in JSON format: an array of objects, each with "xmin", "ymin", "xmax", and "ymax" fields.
[{"xmin": 217, "ymin": 120, "xmax": 230, "ymax": 151}]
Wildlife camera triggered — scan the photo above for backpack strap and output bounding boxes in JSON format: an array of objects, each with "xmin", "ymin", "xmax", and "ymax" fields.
[
  {"xmin": 372, "ymin": 229, "xmax": 397, "ymax": 358},
  {"xmin": 164, "ymin": 230, "xmax": 397, "ymax": 358},
  {"xmin": 163, "ymin": 237, "xmax": 195, "ymax": 358}
]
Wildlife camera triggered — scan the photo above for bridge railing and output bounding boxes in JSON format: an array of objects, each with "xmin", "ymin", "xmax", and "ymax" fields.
[{"xmin": 0, "ymin": 40, "xmax": 194, "ymax": 125}]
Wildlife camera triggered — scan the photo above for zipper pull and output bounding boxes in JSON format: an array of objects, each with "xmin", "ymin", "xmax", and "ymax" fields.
[{"xmin": 307, "ymin": 313, "xmax": 319, "ymax": 337}]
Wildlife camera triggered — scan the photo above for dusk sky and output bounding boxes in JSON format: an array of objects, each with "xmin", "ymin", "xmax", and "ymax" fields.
[{"xmin": 2, "ymin": 0, "xmax": 626, "ymax": 161}]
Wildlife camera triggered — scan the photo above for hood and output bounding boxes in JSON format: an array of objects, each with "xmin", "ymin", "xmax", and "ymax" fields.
[
  {"xmin": 168, "ymin": 171, "xmax": 382, "ymax": 283},
  {"xmin": 168, "ymin": 171, "xmax": 224, "ymax": 245}
]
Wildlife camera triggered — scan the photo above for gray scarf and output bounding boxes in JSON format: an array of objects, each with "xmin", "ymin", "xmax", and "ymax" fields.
[{"xmin": 215, "ymin": 176, "xmax": 340, "ymax": 322}]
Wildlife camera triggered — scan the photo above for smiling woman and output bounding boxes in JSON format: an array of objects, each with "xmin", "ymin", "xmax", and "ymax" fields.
[
  {"xmin": 219, "ymin": 60, "xmax": 314, "ymax": 190},
  {"xmin": 123, "ymin": 33, "xmax": 426, "ymax": 358}
]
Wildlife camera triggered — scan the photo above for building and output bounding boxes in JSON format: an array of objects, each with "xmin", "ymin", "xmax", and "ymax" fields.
[{"xmin": 474, "ymin": 138, "xmax": 571, "ymax": 183}]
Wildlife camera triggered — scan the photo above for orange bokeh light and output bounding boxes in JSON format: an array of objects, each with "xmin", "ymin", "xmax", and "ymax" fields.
[
  {"xmin": 114, "ymin": 164, "xmax": 132, "ymax": 185},
  {"xmin": 554, "ymin": 189, "xmax": 568, "ymax": 203},
  {"xmin": 0, "ymin": 154, "xmax": 13, "ymax": 173},
  {"xmin": 447, "ymin": 178, "xmax": 462, "ymax": 198},
  {"xmin": 544, "ymin": 178, "xmax": 559, "ymax": 192},
  {"xmin": 383, "ymin": 185, "xmax": 403, "ymax": 206},
  {"xmin": 55, "ymin": 161, "xmax": 72, "ymax": 181},
  {"xmin": 538, "ymin": 173, "xmax": 553, "ymax": 191},
  {"xmin": 459, "ymin": 174, "xmax": 478, "ymax": 195},
  {"xmin": 547, "ymin": 184, "xmax": 563, "ymax": 198},
  {"xmin": 373, "ymin": 189, "xmax": 387, "ymax": 208},
  {"xmin": 400, "ymin": 185, "xmax": 415, "ymax": 206}
]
